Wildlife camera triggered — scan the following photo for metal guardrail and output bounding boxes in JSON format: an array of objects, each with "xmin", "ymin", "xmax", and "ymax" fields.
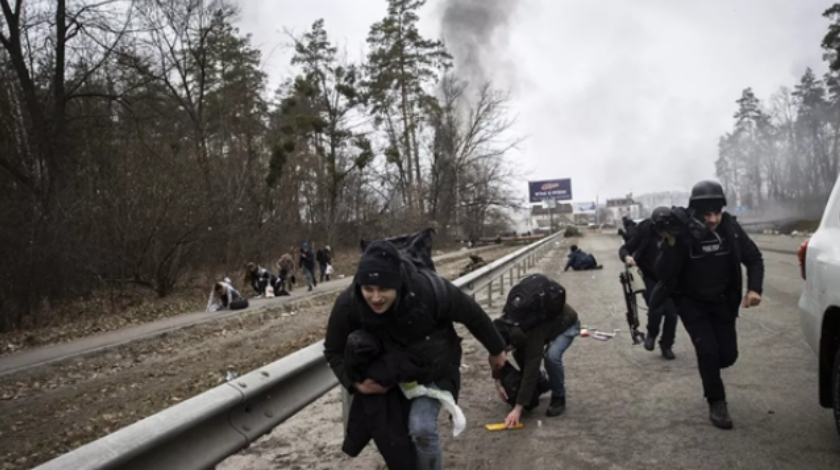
[{"xmin": 33, "ymin": 231, "xmax": 563, "ymax": 470}]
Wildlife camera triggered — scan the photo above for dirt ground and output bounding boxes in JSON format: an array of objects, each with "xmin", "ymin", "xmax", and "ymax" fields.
[{"xmin": 0, "ymin": 245, "xmax": 518, "ymax": 470}]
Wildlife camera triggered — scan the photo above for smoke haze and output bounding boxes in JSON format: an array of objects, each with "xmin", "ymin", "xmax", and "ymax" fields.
[{"xmin": 438, "ymin": 0, "xmax": 520, "ymax": 93}]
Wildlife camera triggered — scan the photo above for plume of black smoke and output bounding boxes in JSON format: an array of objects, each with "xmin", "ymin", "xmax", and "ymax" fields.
[{"xmin": 439, "ymin": 0, "xmax": 520, "ymax": 96}]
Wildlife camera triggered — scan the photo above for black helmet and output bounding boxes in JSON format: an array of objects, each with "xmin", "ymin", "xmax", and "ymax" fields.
[
  {"xmin": 689, "ymin": 180, "xmax": 727, "ymax": 211},
  {"xmin": 690, "ymin": 180, "xmax": 726, "ymax": 204},
  {"xmin": 650, "ymin": 206, "xmax": 671, "ymax": 225}
]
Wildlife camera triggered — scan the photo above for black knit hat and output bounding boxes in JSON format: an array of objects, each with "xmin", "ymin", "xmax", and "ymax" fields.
[{"xmin": 355, "ymin": 240, "xmax": 403, "ymax": 289}]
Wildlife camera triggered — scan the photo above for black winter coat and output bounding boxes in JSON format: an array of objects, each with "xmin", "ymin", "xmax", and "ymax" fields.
[
  {"xmin": 498, "ymin": 304, "xmax": 579, "ymax": 406},
  {"xmin": 299, "ymin": 248, "xmax": 315, "ymax": 271},
  {"xmin": 248, "ymin": 268, "xmax": 278, "ymax": 295},
  {"xmin": 344, "ymin": 330, "xmax": 428, "ymax": 387},
  {"xmin": 342, "ymin": 330, "xmax": 420, "ymax": 469},
  {"xmin": 324, "ymin": 265, "xmax": 505, "ymax": 401},
  {"xmin": 618, "ymin": 219, "xmax": 661, "ymax": 280},
  {"xmin": 649, "ymin": 212, "xmax": 764, "ymax": 315}
]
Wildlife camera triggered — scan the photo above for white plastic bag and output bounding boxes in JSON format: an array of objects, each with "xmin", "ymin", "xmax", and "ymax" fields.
[
  {"xmin": 206, "ymin": 287, "xmax": 222, "ymax": 312},
  {"xmin": 265, "ymin": 282, "xmax": 275, "ymax": 298},
  {"xmin": 400, "ymin": 382, "xmax": 466, "ymax": 437},
  {"xmin": 325, "ymin": 263, "xmax": 334, "ymax": 276}
]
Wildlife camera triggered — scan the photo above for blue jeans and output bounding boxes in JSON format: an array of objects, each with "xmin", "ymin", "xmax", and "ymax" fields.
[
  {"xmin": 544, "ymin": 319, "xmax": 580, "ymax": 399},
  {"xmin": 304, "ymin": 267, "xmax": 314, "ymax": 289},
  {"xmin": 408, "ymin": 386, "xmax": 444, "ymax": 470}
]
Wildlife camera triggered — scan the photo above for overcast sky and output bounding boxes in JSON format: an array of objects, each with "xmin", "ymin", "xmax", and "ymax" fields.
[{"xmin": 235, "ymin": 0, "xmax": 830, "ymax": 204}]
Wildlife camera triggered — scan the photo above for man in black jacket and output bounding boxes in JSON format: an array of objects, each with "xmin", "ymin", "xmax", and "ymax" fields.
[
  {"xmin": 618, "ymin": 216, "xmax": 637, "ymax": 242},
  {"xmin": 491, "ymin": 276, "xmax": 580, "ymax": 427},
  {"xmin": 324, "ymin": 239, "xmax": 506, "ymax": 470},
  {"xmin": 618, "ymin": 207, "xmax": 678, "ymax": 359},
  {"xmin": 649, "ymin": 180, "xmax": 764, "ymax": 430}
]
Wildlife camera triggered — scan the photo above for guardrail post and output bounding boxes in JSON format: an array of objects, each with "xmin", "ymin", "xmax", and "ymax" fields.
[
  {"xmin": 498, "ymin": 273, "xmax": 504, "ymax": 296},
  {"xmin": 487, "ymin": 280, "xmax": 493, "ymax": 307},
  {"xmin": 508, "ymin": 268, "xmax": 514, "ymax": 288}
]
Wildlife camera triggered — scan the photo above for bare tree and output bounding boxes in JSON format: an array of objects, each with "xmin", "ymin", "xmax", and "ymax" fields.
[{"xmin": 428, "ymin": 75, "xmax": 522, "ymax": 238}]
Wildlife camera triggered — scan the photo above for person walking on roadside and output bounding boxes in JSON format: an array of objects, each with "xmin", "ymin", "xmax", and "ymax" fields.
[
  {"xmin": 650, "ymin": 180, "xmax": 763, "ymax": 430},
  {"xmin": 317, "ymin": 245, "xmax": 332, "ymax": 283},
  {"xmin": 276, "ymin": 253, "xmax": 295, "ymax": 294},
  {"xmin": 299, "ymin": 242, "xmax": 317, "ymax": 291}
]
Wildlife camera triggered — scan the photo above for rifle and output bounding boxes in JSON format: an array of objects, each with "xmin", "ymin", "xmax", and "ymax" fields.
[{"xmin": 619, "ymin": 266, "xmax": 647, "ymax": 345}]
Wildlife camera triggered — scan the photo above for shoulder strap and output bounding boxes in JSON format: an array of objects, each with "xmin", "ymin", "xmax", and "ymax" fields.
[
  {"xmin": 419, "ymin": 269, "xmax": 451, "ymax": 319},
  {"xmin": 632, "ymin": 220, "xmax": 654, "ymax": 259}
]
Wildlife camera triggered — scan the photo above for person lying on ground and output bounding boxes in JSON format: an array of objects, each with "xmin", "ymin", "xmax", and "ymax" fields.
[
  {"xmin": 564, "ymin": 245, "xmax": 603, "ymax": 271},
  {"xmin": 206, "ymin": 278, "xmax": 247, "ymax": 312}
]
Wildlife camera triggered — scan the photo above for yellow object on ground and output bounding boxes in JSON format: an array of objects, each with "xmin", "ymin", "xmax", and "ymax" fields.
[{"xmin": 485, "ymin": 423, "xmax": 524, "ymax": 431}]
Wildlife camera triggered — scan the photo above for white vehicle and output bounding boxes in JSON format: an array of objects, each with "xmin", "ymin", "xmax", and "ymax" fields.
[{"xmin": 798, "ymin": 174, "xmax": 840, "ymax": 439}]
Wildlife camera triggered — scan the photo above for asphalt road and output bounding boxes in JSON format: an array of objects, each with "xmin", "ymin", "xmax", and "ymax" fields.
[{"xmin": 220, "ymin": 233, "xmax": 839, "ymax": 470}]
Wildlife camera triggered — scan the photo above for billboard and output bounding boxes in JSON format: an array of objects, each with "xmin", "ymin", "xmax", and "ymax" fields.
[
  {"xmin": 573, "ymin": 201, "xmax": 597, "ymax": 214},
  {"xmin": 529, "ymin": 178, "xmax": 572, "ymax": 203}
]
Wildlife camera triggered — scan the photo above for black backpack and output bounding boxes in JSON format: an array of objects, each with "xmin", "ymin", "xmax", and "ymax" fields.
[
  {"xmin": 361, "ymin": 227, "xmax": 437, "ymax": 272},
  {"xmin": 501, "ymin": 274, "xmax": 566, "ymax": 331}
]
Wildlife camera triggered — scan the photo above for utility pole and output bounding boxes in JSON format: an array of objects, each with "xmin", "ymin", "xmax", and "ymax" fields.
[
  {"xmin": 546, "ymin": 198, "xmax": 556, "ymax": 233},
  {"xmin": 595, "ymin": 194, "xmax": 599, "ymax": 226}
]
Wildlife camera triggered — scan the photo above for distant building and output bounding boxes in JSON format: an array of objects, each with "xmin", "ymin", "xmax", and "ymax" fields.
[
  {"xmin": 634, "ymin": 191, "xmax": 689, "ymax": 217},
  {"xmin": 605, "ymin": 195, "xmax": 641, "ymax": 222}
]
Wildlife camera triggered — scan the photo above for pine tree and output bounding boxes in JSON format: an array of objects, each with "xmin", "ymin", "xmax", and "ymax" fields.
[{"xmin": 364, "ymin": 0, "xmax": 452, "ymax": 219}]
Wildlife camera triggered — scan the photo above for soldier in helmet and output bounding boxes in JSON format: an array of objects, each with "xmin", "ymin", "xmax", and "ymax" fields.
[
  {"xmin": 649, "ymin": 181, "xmax": 764, "ymax": 430},
  {"xmin": 618, "ymin": 206, "xmax": 678, "ymax": 360},
  {"xmin": 618, "ymin": 215, "xmax": 638, "ymax": 242}
]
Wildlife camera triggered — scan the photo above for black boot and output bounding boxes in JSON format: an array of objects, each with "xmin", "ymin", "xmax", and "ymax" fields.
[
  {"xmin": 708, "ymin": 400, "xmax": 733, "ymax": 430},
  {"xmin": 644, "ymin": 334, "xmax": 656, "ymax": 351},
  {"xmin": 546, "ymin": 396, "xmax": 566, "ymax": 417},
  {"xmin": 661, "ymin": 346, "xmax": 676, "ymax": 360}
]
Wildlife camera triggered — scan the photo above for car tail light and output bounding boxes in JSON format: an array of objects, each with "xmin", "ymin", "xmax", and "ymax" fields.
[{"xmin": 797, "ymin": 238, "xmax": 810, "ymax": 280}]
